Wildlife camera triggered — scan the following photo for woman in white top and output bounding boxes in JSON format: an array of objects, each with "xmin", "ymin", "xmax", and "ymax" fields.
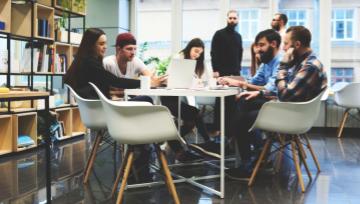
[{"xmin": 162, "ymin": 38, "xmax": 212, "ymax": 162}]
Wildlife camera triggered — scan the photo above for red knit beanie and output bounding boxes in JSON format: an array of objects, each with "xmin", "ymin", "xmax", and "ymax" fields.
[{"xmin": 115, "ymin": 33, "xmax": 136, "ymax": 47}]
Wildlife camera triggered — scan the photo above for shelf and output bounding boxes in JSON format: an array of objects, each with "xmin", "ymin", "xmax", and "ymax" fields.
[
  {"xmin": 54, "ymin": 42, "xmax": 71, "ymax": 73},
  {"xmin": 34, "ymin": 3, "xmax": 54, "ymax": 40},
  {"xmin": 71, "ymin": 107, "xmax": 86, "ymax": 136},
  {"xmin": 11, "ymin": 3, "xmax": 32, "ymax": 38},
  {"xmin": 0, "ymin": 115, "xmax": 13, "ymax": 156},
  {"xmin": 71, "ymin": 0, "xmax": 86, "ymax": 16},
  {"xmin": 54, "ymin": 107, "xmax": 72, "ymax": 138},
  {"xmin": 37, "ymin": 0, "xmax": 52, "ymax": 7},
  {"xmin": 12, "ymin": 112, "xmax": 38, "ymax": 152},
  {"xmin": 0, "ymin": 0, "xmax": 11, "ymax": 33}
]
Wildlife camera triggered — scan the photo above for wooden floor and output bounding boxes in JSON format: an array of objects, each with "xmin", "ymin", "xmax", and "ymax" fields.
[{"xmin": 0, "ymin": 130, "xmax": 360, "ymax": 204}]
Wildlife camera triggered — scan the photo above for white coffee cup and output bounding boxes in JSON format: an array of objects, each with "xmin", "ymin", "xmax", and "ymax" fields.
[
  {"xmin": 208, "ymin": 78, "xmax": 217, "ymax": 88},
  {"xmin": 140, "ymin": 76, "xmax": 151, "ymax": 89}
]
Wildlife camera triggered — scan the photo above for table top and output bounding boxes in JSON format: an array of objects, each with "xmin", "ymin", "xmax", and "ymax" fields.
[
  {"xmin": 125, "ymin": 88, "xmax": 239, "ymax": 97},
  {"xmin": 0, "ymin": 91, "xmax": 49, "ymax": 99}
]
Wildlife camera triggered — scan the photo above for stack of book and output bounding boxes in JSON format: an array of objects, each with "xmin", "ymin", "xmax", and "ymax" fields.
[{"xmin": 37, "ymin": 19, "xmax": 51, "ymax": 38}]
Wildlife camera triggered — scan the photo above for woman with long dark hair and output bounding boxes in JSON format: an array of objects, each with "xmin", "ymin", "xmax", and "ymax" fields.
[{"xmin": 163, "ymin": 38, "xmax": 212, "ymax": 162}]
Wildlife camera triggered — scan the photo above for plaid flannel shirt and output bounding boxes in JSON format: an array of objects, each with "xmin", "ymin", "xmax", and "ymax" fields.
[{"xmin": 276, "ymin": 51, "xmax": 327, "ymax": 102}]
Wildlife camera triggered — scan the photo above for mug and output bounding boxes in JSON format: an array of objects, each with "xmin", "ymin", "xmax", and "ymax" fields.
[{"xmin": 140, "ymin": 76, "xmax": 151, "ymax": 89}]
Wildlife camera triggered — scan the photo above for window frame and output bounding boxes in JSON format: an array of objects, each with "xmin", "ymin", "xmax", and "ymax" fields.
[
  {"xmin": 331, "ymin": 8, "xmax": 356, "ymax": 41},
  {"xmin": 331, "ymin": 67, "xmax": 354, "ymax": 85},
  {"xmin": 281, "ymin": 9, "xmax": 308, "ymax": 28},
  {"xmin": 236, "ymin": 9, "xmax": 260, "ymax": 42}
]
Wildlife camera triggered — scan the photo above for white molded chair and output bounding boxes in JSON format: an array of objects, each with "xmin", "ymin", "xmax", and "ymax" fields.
[
  {"xmin": 65, "ymin": 84, "xmax": 107, "ymax": 184},
  {"xmin": 248, "ymin": 89, "xmax": 326, "ymax": 193},
  {"xmin": 332, "ymin": 82, "xmax": 360, "ymax": 138},
  {"xmin": 89, "ymin": 82, "xmax": 182, "ymax": 204}
]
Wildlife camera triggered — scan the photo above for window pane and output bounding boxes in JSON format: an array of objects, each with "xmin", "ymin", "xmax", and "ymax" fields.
[
  {"xmin": 137, "ymin": 0, "xmax": 172, "ymax": 60},
  {"xmin": 335, "ymin": 10, "xmax": 345, "ymax": 19},
  {"xmin": 346, "ymin": 22, "xmax": 353, "ymax": 38},
  {"xmin": 336, "ymin": 21, "xmax": 344, "ymax": 39},
  {"xmin": 346, "ymin": 10, "xmax": 353, "ymax": 19},
  {"xmin": 298, "ymin": 11, "xmax": 305, "ymax": 19},
  {"xmin": 344, "ymin": 69, "xmax": 353, "ymax": 76},
  {"xmin": 182, "ymin": 0, "xmax": 220, "ymax": 60},
  {"xmin": 289, "ymin": 11, "xmax": 296, "ymax": 19}
]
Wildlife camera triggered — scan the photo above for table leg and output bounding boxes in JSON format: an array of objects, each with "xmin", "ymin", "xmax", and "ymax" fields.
[{"xmin": 220, "ymin": 96, "xmax": 225, "ymax": 198}]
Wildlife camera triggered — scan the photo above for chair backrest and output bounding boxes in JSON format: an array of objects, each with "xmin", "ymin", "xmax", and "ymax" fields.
[
  {"xmin": 65, "ymin": 84, "xmax": 106, "ymax": 130},
  {"xmin": 89, "ymin": 82, "xmax": 182, "ymax": 145},
  {"xmin": 333, "ymin": 82, "xmax": 360, "ymax": 108},
  {"xmin": 249, "ymin": 89, "xmax": 327, "ymax": 135}
]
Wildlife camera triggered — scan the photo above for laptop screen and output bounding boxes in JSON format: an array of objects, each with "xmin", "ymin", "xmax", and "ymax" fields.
[{"xmin": 166, "ymin": 58, "xmax": 196, "ymax": 89}]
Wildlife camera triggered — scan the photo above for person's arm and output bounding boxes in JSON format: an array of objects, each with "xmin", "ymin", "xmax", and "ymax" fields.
[
  {"xmin": 262, "ymin": 62, "xmax": 280, "ymax": 95},
  {"xmin": 276, "ymin": 64, "xmax": 318, "ymax": 102},
  {"xmin": 87, "ymin": 57, "xmax": 140, "ymax": 88},
  {"xmin": 211, "ymin": 32, "xmax": 221, "ymax": 73}
]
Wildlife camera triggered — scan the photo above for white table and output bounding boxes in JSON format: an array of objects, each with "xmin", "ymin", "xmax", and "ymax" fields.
[{"xmin": 124, "ymin": 88, "xmax": 239, "ymax": 198}]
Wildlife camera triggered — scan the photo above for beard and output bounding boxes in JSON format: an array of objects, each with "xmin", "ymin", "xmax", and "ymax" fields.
[
  {"xmin": 272, "ymin": 23, "xmax": 280, "ymax": 31},
  {"xmin": 227, "ymin": 23, "xmax": 237, "ymax": 30},
  {"xmin": 259, "ymin": 46, "xmax": 274, "ymax": 64}
]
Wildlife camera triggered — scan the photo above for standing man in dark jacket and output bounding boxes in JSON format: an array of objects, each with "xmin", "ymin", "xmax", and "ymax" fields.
[
  {"xmin": 210, "ymin": 10, "xmax": 243, "ymax": 135},
  {"xmin": 211, "ymin": 10, "xmax": 243, "ymax": 77}
]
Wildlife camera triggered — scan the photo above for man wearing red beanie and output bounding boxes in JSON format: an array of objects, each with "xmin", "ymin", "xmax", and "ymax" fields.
[{"xmin": 103, "ymin": 32, "xmax": 157, "ymax": 98}]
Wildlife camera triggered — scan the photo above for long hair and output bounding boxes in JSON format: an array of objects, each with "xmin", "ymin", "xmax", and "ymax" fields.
[
  {"xmin": 64, "ymin": 28, "xmax": 105, "ymax": 88},
  {"xmin": 181, "ymin": 38, "xmax": 205, "ymax": 77},
  {"xmin": 250, "ymin": 43, "xmax": 261, "ymax": 76}
]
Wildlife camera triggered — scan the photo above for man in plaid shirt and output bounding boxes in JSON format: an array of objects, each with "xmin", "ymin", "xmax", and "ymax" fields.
[{"xmin": 225, "ymin": 26, "xmax": 327, "ymax": 180}]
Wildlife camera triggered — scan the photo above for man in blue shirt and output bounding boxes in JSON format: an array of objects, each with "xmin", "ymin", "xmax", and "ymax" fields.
[
  {"xmin": 190, "ymin": 29, "xmax": 281, "ymax": 165},
  {"xmin": 222, "ymin": 29, "xmax": 282, "ymax": 180}
]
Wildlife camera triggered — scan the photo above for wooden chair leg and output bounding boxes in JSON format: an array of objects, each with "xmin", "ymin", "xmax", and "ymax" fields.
[
  {"xmin": 83, "ymin": 131, "xmax": 103, "ymax": 184},
  {"xmin": 303, "ymin": 134, "xmax": 321, "ymax": 172},
  {"xmin": 295, "ymin": 136, "xmax": 307, "ymax": 159},
  {"xmin": 248, "ymin": 138, "xmax": 272, "ymax": 186},
  {"xmin": 155, "ymin": 145, "xmax": 180, "ymax": 204},
  {"xmin": 110, "ymin": 150, "xmax": 130, "ymax": 198},
  {"xmin": 275, "ymin": 134, "xmax": 285, "ymax": 173},
  {"xmin": 291, "ymin": 140, "xmax": 305, "ymax": 193},
  {"xmin": 294, "ymin": 137, "xmax": 312, "ymax": 180},
  {"xmin": 116, "ymin": 151, "xmax": 134, "ymax": 204},
  {"xmin": 337, "ymin": 109, "xmax": 350, "ymax": 138}
]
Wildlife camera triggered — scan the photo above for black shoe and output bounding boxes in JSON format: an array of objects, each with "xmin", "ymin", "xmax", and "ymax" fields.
[
  {"xmin": 175, "ymin": 151, "xmax": 203, "ymax": 163},
  {"xmin": 225, "ymin": 167, "xmax": 251, "ymax": 181},
  {"xmin": 189, "ymin": 141, "xmax": 233, "ymax": 159}
]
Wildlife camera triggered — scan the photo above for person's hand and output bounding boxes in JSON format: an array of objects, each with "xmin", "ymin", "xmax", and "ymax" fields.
[
  {"xmin": 281, "ymin": 47, "xmax": 295, "ymax": 65},
  {"xmin": 235, "ymin": 91, "xmax": 260, "ymax": 101},
  {"xmin": 150, "ymin": 74, "xmax": 168, "ymax": 87},
  {"xmin": 213, "ymin": 72, "xmax": 220, "ymax": 78},
  {"xmin": 218, "ymin": 77, "xmax": 244, "ymax": 87}
]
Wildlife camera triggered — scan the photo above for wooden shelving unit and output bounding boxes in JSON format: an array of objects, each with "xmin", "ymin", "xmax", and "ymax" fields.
[
  {"xmin": 0, "ymin": 0, "xmax": 11, "ymax": 33},
  {"xmin": 11, "ymin": 3, "xmax": 32, "ymax": 38},
  {"xmin": 12, "ymin": 112, "xmax": 37, "ymax": 152},
  {"xmin": 54, "ymin": 42, "xmax": 71, "ymax": 74},
  {"xmin": 37, "ymin": 0, "xmax": 53, "ymax": 7},
  {"xmin": 55, "ymin": 107, "xmax": 72, "ymax": 140},
  {"xmin": 34, "ymin": 3, "xmax": 55, "ymax": 40},
  {"xmin": 71, "ymin": 107, "xmax": 86, "ymax": 137},
  {"xmin": 0, "ymin": 115, "xmax": 12, "ymax": 155}
]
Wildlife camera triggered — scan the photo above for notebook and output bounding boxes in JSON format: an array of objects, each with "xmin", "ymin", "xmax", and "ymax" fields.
[{"xmin": 166, "ymin": 58, "xmax": 196, "ymax": 89}]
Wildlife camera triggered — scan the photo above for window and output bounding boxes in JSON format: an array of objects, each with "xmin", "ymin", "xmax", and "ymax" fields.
[
  {"xmin": 331, "ymin": 67, "xmax": 354, "ymax": 85},
  {"xmin": 281, "ymin": 10, "xmax": 307, "ymax": 27},
  {"xmin": 237, "ymin": 10, "xmax": 259, "ymax": 41},
  {"xmin": 331, "ymin": 9, "xmax": 354, "ymax": 40}
]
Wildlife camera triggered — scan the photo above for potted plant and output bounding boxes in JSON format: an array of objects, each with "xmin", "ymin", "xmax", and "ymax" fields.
[{"xmin": 139, "ymin": 42, "xmax": 171, "ymax": 76}]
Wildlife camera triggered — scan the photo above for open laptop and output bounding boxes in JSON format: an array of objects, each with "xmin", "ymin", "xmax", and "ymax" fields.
[{"xmin": 166, "ymin": 58, "xmax": 196, "ymax": 89}]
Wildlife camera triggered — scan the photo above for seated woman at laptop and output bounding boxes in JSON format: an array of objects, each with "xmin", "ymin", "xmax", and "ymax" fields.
[{"xmin": 162, "ymin": 38, "xmax": 213, "ymax": 162}]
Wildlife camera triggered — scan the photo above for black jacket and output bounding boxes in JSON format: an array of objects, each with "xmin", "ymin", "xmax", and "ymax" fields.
[
  {"xmin": 65, "ymin": 56, "xmax": 140, "ymax": 99},
  {"xmin": 211, "ymin": 26, "xmax": 243, "ymax": 76}
]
